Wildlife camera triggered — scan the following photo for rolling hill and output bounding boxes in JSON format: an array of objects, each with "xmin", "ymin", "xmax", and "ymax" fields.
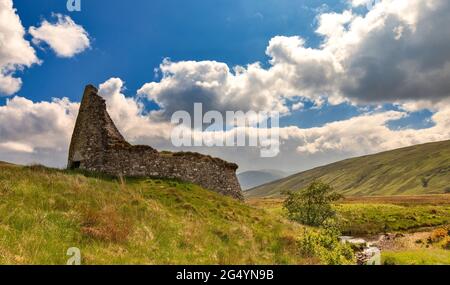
[
  {"xmin": 0, "ymin": 161, "xmax": 310, "ymax": 265},
  {"xmin": 238, "ymin": 169, "xmax": 289, "ymax": 190},
  {"xmin": 246, "ymin": 140, "xmax": 450, "ymax": 198}
]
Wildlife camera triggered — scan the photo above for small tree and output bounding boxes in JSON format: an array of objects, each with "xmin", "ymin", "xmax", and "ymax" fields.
[{"xmin": 283, "ymin": 181, "xmax": 342, "ymax": 227}]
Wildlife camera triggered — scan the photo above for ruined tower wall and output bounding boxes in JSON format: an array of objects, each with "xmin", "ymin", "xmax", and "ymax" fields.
[
  {"xmin": 68, "ymin": 85, "xmax": 243, "ymax": 200},
  {"xmin": 68, "ymin": 85, "xmax": 131, "ymax": 170}
]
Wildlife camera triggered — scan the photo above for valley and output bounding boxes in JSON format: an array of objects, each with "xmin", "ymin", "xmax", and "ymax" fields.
[{"xmin": 247, "ymin": 195, "xmax": 450, "ymax": 265}]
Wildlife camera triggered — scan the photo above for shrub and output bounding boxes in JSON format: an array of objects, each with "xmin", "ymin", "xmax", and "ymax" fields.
[
  {"xmin": 429, "ymin": 228, "xmax": 447, "ymax": 243},
  {"xmin": 297, "ymin": 230, "xmax": 318, "ymax": 258},
  {"xmin": 297, "ymin": 227, "xmax": 354, "ymax": 265},
  {"xmin": 283, "ymin": 181, "xmax": 342, "ymax": 226},
  {"xmin": 421, "ymin": 177, "xmax": 430, "ymax": 188}
]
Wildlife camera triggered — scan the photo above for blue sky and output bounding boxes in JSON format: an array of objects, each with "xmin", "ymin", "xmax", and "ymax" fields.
[
  {"xmin": 13, "ymin": 0, "xmax": 338, "ymax": 102},
  {"xmin": 6, "ymin": 0, "xmax": 432, "ymax": 129},
  {"xmin": 11, "ymin": 1, "xmax": 332, "ymax": 99},
  {"xmin": 1, "ymin": 0, "xmax": 448, "ymax": 171}
]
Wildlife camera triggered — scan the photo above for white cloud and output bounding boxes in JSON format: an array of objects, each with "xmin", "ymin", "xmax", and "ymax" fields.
[
  {"xmin": 0, "ymin": 95, "xmax": 79, "ymax": 166},
  {"xmin": 0, "ymin": 3, "xmax": 92, "ymax": 96},
  {"xmin": 321, "ymin": 0, "xmax": 450, "ymax": 103},
  {"xmin": 292, "ymin": 102, "xmax": 304, "ymax": 111},
  {"xmin": 138, "ymin": 59, "xmax": 290, "ymax": 119},
  {"xmin": 0, "ymin": 141, "xmax": 34, "ymax": 153},
  {"xmin": 2, "ymin": 0, "xmax": 450, "ymax": 172},
  {"xmin": 29, "ymin": 14, "xmax": 90, "ymax": 58},
  {"xmin": 98, "ymin": 77, "xmax": 173, "ymax": 143},
  {"xmin": 293, "ymin": 107, "xmax": 450, "ymax": 160},
  {"xmin": 89, "ymin": 78, "xmax": 450, "ymax": 171},
  {"xmin": 1, "ymin": 77, "xmax": 450, "ymax": 172},
  {"xmin": 350, "ymin": 0, "xmax": 377, "ymax": 8},
  {"xmin": 0, "ymin": 0, "xmax": 40, "ymax": 95},
  {"xmin": 0, "ymin": 75, "xmax": 21, "ymax": 95},
  {"xmin": 138, "ymin": 0, "xmax": 450, "ymax": 118},
  {"xmin": 0, "ymin": 78, "xmax": 173, "ymax": 167}
]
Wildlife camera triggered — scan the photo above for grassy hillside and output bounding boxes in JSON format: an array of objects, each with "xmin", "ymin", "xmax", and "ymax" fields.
[
  {"xmin": 246, "ymin": 140, "xmax": 450, "ymax": 198},
  {"xmin": 0, "ymin": 161, "xmax": 314, "ymax": 265}
]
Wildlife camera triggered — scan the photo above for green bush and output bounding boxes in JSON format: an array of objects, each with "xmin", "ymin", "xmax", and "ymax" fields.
[
  {"xmin": 283, "ymin": 181, "xmax": 342, "ymax": 226},
  {"xmin": 297, "ymin": 227, "xmax": 354, "ymax": 265}
]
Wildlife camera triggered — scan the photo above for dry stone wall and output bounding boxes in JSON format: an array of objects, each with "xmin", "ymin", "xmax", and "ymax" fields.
[{"xmin": 68, "ymin": 85, "xmax": 243, "ymax": 200}]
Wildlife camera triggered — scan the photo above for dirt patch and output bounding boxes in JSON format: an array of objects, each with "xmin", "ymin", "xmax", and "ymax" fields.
[{"xmin": 375, "ymin": 227, "xmax": 450, "ymax": 251}]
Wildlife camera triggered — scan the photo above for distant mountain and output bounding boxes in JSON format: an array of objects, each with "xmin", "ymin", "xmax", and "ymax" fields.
[
  {"xmin": 246, "ymin": 140, "xmax": 450, "ymax": 198},
  {"xmin": 238, "ymin": 169, "xmax": 289, "ymax": 190}
]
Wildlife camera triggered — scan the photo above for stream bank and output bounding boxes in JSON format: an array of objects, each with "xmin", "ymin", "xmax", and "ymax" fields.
[{"xmin": 341, "ymin": 229, "xmax": 450, "ymax": 265}]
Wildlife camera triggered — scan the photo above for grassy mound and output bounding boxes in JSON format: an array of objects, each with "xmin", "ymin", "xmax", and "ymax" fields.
[{"xmin": 0, "ymin": 163, "xmax": 309, "ymax": 265}]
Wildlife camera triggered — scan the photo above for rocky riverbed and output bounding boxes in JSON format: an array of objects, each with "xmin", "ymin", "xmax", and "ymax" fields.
[
  {"xmin": 341, "ymin": 229, "xmax": 450, "ymax": 265},
  {"xmin": 340, "ymin": 236, "xmax": 381, "ymax": 265}
]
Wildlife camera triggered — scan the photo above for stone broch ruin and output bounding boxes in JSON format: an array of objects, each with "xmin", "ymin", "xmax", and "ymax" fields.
[{"xmin": 68, "ymin": 85, "xmax": 243, "ymax": 200}]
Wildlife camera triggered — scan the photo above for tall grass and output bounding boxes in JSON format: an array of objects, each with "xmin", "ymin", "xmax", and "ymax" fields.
[{"xmin": 0, "ymin": 163, "xmax": 310, "ymax": 265}]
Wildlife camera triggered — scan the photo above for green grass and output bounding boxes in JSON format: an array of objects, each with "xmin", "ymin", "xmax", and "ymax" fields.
[
  {"xmin": 336, "ymin": 204, "xmax": 450, "ymax": 235},
  {"xmin": 0, "ymin": 163, "xmax": 312, "ymax": 265},
  {"xmin": 246, "ymin": 140, "xmax": 450, "ymax": 197},
  {"xmin": 247, "ymin": 198, "xmax": 450, "ymax": 236},
  {"xmin": 2, "ymin": 162, "xmax": 447, "ymax": 265},
  {"xmin": 383, "ymin": 249, "xmax": 450, "ymax": 265},
  {"xmin": 248, "ymin": 197, "xmax": 450, "ymax": 264}
]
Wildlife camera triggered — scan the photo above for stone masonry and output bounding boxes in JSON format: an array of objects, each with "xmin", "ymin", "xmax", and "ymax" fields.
[{"xmin": 68, "ymin": 85, "xmax": 244, "ymax": 200}]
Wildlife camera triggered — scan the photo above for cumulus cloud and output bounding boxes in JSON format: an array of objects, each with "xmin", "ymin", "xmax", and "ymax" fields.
[
  {"xmin": 350, "ymin": 0, "xmax": 377, "ymax": 8},
  {"xmin": 98, "ymin": 77, "xmax": 173, "ymax": 143},
  {"xmin": 0, "ymin": 96, "xmax": 79, "ymax": 166},
  {"xmin": 29, "ymin": 14, "xmax": 90, "ymax": 58},
  {"xmin": 0, "ymin": 141, "xmax": 34, "ymax": 153},
  {"xmin": 292, "ymin": 102, "xmax": 304, "ymax": 111},
  {"xmin": 2, "ymin": 0, "xmax": 450, "ymax": 172},
  {"xmin": 195, "ymin": 103, "xmax": 449, "ymax": 172},
  {"xmin": 93, "ymin": 78, "xmax": 450, "ymax": 171},
  {"xmin": 286, "ymin": 108, "xmax": 450, "ymax": 156},
  {"xmin": 334, "ymin": 0, "xmax": 450, "ymax": 103},
  {"xmin": 138, "ymin": 59, "xmax": 290, "ymax": 120},
  {"xmin": 278, "ymin": 0, "xmax": 450, "ymax": 104},
  {"xmin": 1, "ymin": 77, "xmax": 449, "ymax": 171},
  {"xmin": 0, "ymin": 78, "xmax": 173, "ymax": 167},
  {"xmin": 0, "ymin": 0, "xmax": 40, "ymax": 95},
  {"xmin": 138, "ymin": 0, "xmax": 450, "ymax": 118}
]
